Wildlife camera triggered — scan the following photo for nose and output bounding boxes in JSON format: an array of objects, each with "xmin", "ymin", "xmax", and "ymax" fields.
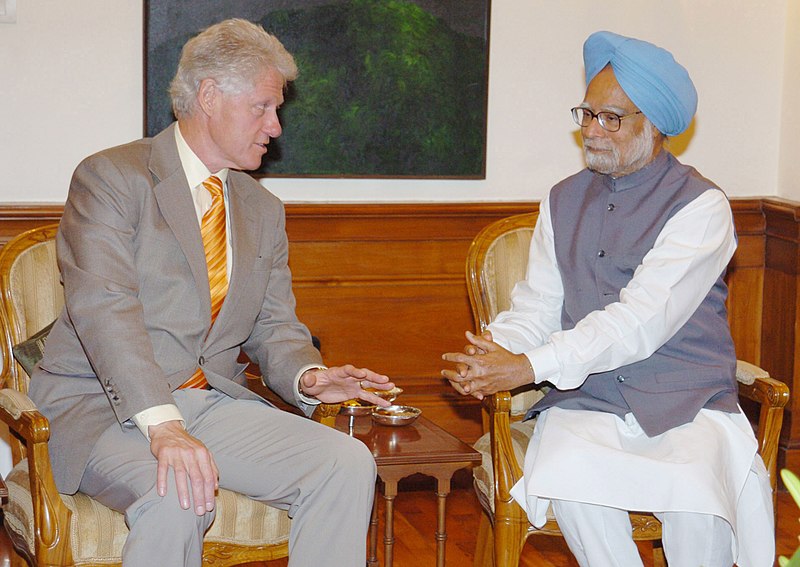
[
  {"xmin": 582, "ymin": 115, "xmax": 606, "ymax": 138},
  {"xmin": 263, "ymin": 110, "xmax": 282, "ymax": 138}
]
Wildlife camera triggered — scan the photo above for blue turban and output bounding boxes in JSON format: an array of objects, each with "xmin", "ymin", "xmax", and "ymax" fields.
[{"xmin": 583, "ymin": 31, "xmax": 697, "ymax": 136}]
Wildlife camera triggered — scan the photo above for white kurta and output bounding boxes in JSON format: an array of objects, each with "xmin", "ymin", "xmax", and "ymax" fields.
[{"xmin": 489, "ymin": 187, "xmax": 774, "ymax": 564}]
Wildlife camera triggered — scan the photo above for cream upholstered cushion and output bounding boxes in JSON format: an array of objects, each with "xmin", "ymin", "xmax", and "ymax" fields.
[
  {"xmin": 509, "ymin": 387, "xmax": 547, "ymax": 418},
  {"xmin": 472, "ymin": 418, "xmax": 537, "ymax": 512},
  {"xmin": 9, "ymin": 239, "xmax": 63, "ymax": 348},
  {"xmin": 482, "ymin": 228, "xmax": 532, "ymax": 329},
  {"xmin": 735, "ymin": 359, "xmax": 768, "ymax": 386},
  {"xmin": 4, "ymin": 460, "xmax": 291, "ymax": 565}
]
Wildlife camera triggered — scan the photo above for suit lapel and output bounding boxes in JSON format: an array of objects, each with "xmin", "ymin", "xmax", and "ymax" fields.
[{"xmin": 149, "ymin": 124, "xmax": 212, "ymax": 325}]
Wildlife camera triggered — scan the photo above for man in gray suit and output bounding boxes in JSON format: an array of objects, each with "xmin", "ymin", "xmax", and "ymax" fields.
[
  {"xmin": 442, "ymin": 31, "xmax": 773, "ymax": 566},
  {"xmin": 28, "ymin": 18, "xmax": 392, "ymax": 567}
]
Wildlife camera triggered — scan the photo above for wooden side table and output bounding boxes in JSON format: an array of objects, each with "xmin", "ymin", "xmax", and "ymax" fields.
[{"xmin": 336, "ymin": 414, "xmax": 481, "ymax": 567}]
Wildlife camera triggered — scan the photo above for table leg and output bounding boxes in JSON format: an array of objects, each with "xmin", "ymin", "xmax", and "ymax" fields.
[
  {"xmin": 435, "ymin": 476, "xmax": 452, "ymax": 567},
  {"xmin": 383, "ymin": 479, "xmax": 398, "ymax": 567},
  {"xmin": 368, "ymin": 483, "xmax": 379, "ymax": 567}
]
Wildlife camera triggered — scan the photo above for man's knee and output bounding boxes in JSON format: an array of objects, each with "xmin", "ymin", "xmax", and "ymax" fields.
[
  {"xmin": 125, "ymin": 472, "xmax": 216, "ymax": 536},
  {"xmin": 328, "ymin": 434, "xmax": 377, "ymax": 483}
]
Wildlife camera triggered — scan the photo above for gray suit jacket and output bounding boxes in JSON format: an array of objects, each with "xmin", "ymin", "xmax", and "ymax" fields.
[{"xmin": 29, "ymin": 123, "xmax": 323, "ymax": 494}]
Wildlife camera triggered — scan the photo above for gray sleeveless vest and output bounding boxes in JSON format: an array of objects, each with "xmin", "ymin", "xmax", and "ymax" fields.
[{"xmin": 528, "ymin": 151, "xmax": 739, "ymax": 437}]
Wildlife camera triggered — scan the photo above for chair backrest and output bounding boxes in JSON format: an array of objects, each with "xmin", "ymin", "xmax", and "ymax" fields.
[
  {"xmin": 466, "ymin": 212, "xmax": 539, "ymax": 332},
  {"xmin": 0, "ymin": 224, "xmax": 63, "ymax": 396},
  {"xmin": 466, "ymin": 212, "xmax": 544, "ymax": 418}
]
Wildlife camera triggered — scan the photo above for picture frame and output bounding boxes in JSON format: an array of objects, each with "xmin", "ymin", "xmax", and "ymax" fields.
[{"xmin": 144, "ymin": 0, "xmax": 490, "ymax": 178}]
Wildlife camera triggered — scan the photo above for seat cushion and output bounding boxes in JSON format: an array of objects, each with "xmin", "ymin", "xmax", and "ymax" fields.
[
  {"xmin": 472, "ymin": 418, "xmax": 537, "ymax": 512},
  {"xmin": 509, "ymin": 387, "xmax": 547, "ymax": 418},
  {"xmin": 4, "ymin": 459, "xmax": 291, "ymax": 564}
]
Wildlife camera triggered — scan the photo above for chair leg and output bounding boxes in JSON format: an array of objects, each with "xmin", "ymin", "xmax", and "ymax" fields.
[
  {"xmin": 494, "ymin": 519, "xmax": 525, "ymax": 567},
  {"xmin": 652, "ymin": 540, "xmax": 667, "ymax": 567},
  {"xmin": 474, "ymin": 512, "xmax": 495, "ymax": 567}
]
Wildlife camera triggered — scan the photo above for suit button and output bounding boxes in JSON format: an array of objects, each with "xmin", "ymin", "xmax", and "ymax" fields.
[
  {"xmin": 616, "ymin": 375, "xmax": 625, "ymax": 383},
  {"xmin": 598, "ymin": 250, "xmax": 606, "ymax": 257},
  {"xmin": 198, "ymin": 356, "xmax": 205, "ymax": 365},
  {"xmin": 607, "ymin": 203, "xmax": 615, "ymax": 211}
]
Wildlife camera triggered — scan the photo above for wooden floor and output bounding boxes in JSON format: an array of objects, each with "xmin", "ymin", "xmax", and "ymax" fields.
[{"xmin": 0, "ymin": 485, "xmax": 797, "ymax": 566}]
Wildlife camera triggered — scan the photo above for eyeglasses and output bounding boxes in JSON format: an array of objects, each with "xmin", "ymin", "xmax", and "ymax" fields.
[{"xmin": 571, "ymin": 107, "xmax": 643, "ymax": 132}]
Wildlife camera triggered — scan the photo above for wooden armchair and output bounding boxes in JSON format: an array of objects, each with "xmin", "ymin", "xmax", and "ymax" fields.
[
  {"xmin": 466, "ymin": 212, "xmax": 790, "ymax": 567},
  {"xmin": 0, "ymin": 224, "xmax": 340, "ymax": 566}
]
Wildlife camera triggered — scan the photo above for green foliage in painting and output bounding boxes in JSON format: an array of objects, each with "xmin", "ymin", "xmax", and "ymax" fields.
[{"xmin": 262, "ymin": 0, "xmax": 487, "ymax": 177}]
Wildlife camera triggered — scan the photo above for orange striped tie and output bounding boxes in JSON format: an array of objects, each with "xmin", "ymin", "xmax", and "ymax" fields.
[{"xmin": 181, "ymin": 175, "xmax": 228, "ymax": 389}]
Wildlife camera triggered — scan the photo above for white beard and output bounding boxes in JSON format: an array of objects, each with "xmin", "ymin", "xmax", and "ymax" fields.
[{"xmin": 584, "ymin": 126, "xmax": 657, "ymax": 176}]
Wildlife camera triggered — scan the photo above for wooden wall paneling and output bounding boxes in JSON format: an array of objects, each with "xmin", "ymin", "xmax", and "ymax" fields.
[
  {"xmin": 0, "ymin": 204, "xmax": 63, "ymax": 246},
  {"xmin": 285, "ymin": 203, "xmax": 537, "ymax": 444},
  {"xmin": 727, "ymin": 200, "xmax": 766, "ymax": 366},
  {"xmin": 761, "ymin": 199, "xmax": 800, "ymax": 472}
]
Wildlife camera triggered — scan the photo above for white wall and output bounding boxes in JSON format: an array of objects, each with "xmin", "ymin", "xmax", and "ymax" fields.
[
  {"xmin": 0, "ymin": 0, "xmax": 796, "ymax": 203},
  {"xmin": 0, "ymin": 0, "xmax": 142, "ymax": 202},
  {"xmin": 779, "ymin": 0, "xmax": 800, "ymax": 199}
]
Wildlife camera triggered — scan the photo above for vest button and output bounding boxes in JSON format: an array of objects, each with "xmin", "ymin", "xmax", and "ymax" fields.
[
  {"xmin": 598, "ymin": 250, "xmax": 606, "ymax": 257},
  {"xmin": 616, "ymin": 375, "xmax": 625, "ymax": 383},
  {"xmin": 198, "ymin": 356, "xmax": 205, "ymax": 365},
  {"xmin": 607, "ymin": 203, "xmax": 615, "ymax": 211}
]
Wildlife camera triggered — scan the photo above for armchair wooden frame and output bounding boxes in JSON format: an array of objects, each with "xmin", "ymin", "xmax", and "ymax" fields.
[
  {"xmin": 466, "ymin": 212, "xmax": 790, "ymax": 567},
  {"xmin": 0, "ymin": 224, "xmax": 340, "ymax": 566}
]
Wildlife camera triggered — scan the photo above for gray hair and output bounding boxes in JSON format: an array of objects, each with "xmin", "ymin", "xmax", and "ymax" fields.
[{"xmin": 169, "ymin": 19, "xmax": 298, "ymax": 118}]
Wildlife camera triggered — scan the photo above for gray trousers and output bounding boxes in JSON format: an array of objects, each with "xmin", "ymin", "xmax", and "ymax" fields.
[{"xmin": 79, "ymin": 389, "xmax": 376, "ymax": 567}]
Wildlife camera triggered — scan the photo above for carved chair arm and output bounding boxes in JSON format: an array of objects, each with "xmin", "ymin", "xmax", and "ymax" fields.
[
  {"xmin": 0, "ymin": 389, "xmax": 49, "ymax": 444},
  {"xmin": 0, "ymin": 388, "xmax": 75, "ymax": 565},
  {"xmin": 483, "ymin": 390, "xmax": 529, "ymax": 529},
  {"xmin": 737, "ymin": 375, "xmax": 789, "ymax": 485}
]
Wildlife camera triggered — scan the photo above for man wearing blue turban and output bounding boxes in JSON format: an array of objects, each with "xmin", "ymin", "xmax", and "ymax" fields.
[{"xmin": 444, "ymin": 31, "xmax": 773, "ymax": 565}]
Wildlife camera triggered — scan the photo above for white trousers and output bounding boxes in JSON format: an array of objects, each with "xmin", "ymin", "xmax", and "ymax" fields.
[
  {"xmin": 552, "ymin": 499, "xmax": 735, "ymax": 567},
  {"xmin": 510, "ymin": 407, "xmax": 775, "ymax": 566}
]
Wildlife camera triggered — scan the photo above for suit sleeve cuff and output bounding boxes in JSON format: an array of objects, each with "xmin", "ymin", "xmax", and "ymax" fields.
[{"xmin": 131, "ymin": 404, "xmax": 185, "ymax": 440}]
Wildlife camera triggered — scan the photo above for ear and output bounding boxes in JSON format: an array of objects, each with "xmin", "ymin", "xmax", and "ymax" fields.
[{"xmin": 197, "ymin": 79, "xmax": 218, "ymax": 116}]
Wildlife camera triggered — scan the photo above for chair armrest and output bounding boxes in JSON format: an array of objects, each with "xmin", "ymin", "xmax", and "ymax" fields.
[
  {"xmin": 483, "ymin": 390, "xmax": 528, "ymax": 528},
  {"xmin": 737, "ymin": 374, "xmax": 790, "ymax": 409},
  {"xmin": 0, "ymin": 388, "xmax": 76, "ymax": 564},
  {"xmin": 737, "ymin": 373, "xmax": 789, "ymax": 485},
  {"xmin": 0, "ymin": 389, "xmax": 50, "ymax": 444}
]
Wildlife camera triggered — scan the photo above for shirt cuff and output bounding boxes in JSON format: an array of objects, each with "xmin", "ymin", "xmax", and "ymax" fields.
[
  {"xmin": 131, "ymin": 404, "xmax": 185, "ymax": 440},
  {"xmin": 295, "ymin": 364, "xmax": 327, "ymax": 405},
  {"xmin": 527, "ymin": 343, "xmax": 560, "ymax": 384}
]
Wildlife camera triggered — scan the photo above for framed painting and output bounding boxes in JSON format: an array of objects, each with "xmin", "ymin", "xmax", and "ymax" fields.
[{"xmin": 144, "ymin": 0, "xmax": 490, "ymax": 178}]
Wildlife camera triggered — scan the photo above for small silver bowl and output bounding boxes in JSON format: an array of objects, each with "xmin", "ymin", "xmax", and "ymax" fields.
[{"xmin": 371, "ymin": 405, "xmax": 421, "ymax": 426}]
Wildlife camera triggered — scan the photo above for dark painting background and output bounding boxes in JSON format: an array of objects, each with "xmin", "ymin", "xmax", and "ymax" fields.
[{"xmin": 145, "ymin": 0, "xmax": 490, "ymax": 178}]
